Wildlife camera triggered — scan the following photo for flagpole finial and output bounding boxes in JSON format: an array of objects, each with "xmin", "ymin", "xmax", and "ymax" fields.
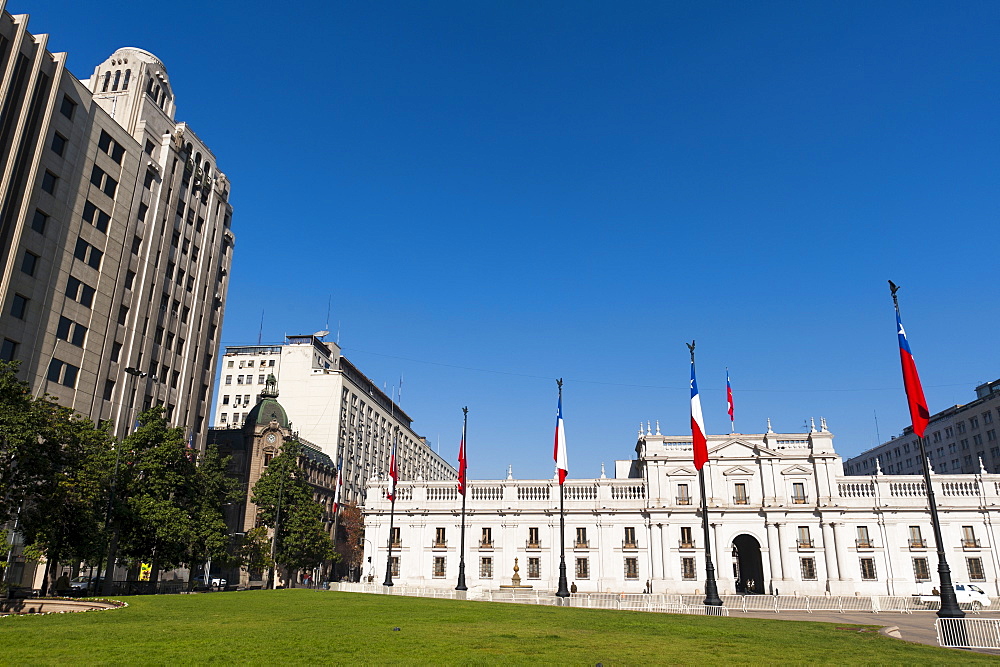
[
  {"xmin": 686, "ymin": 340, "xmax": 696, "ymax": 362},
  {"xmin": 888, "ymin": 280, "xmax": 901, "ymax": 309},
  {"xmin": 462, "ymin": 406, "xmax": 468, "ymax": 417},
  {"xmin": 556, "ymin": 377, "xmax": 563, "ymax": 395}
]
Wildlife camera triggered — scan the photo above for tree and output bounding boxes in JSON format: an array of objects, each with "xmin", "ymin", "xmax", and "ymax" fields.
[
  {"xmin": 183, "ymin": 444, "xmax": 241, "ymax": 590},
  {"xmin": 251, "ymin": 441, "xmax": 336, "ymax": 585},
  {"xmin": 337, "ymin": 502, "xmax": 365, "ymax": 581}
]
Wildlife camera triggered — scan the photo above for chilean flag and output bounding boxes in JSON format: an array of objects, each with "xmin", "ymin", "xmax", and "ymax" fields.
[
  {"xmin": 726, "ymin": 369, "xmax": 735, "ymax": 430},
  {"xmin": 457, "ymin": 427, "xmax": 467, "ymax": 496},
  {"xmin": 387, "ymin": 439, "xmax": 398, "ymax": 502},
  {"xmin": 554, "ymin": 394, "xmax": 568, "ymax": 485},
  {"xmin": 896, "ymin": 310, "xmax": 930, "ymax": 438},
  {"xmin": 691, "ymin": 360, "xmax": 708, "ymax": 470},
  {"xmin": 332, "ymin": 463, "xmax": 343, "ymax": 513}
]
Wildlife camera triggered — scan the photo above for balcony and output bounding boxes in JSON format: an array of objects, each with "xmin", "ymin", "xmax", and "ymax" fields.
[
  {"xmin": 574, "ymin": 540, "xmax": 590, "ymax": 549},
  {"xmin": 796, "ymin": 539, "xmax": 814, "ymax": 550},
  {"xmin": 526, "ymin": 540, "xmax": 541, "ymax": 550},
  {"xmin": 855, "ymin": 539, "xmax": 874, "ymax": 550},
  {"xmin": 676, "ymin": 496, "xmax": 692, "ymax": 505},
  {"xmin": 431, "ymin": 539, "xmax": 447, "ymax": 550},
  {"xmin": 962, "ymin": 538, "xmax": 982, "ymax": 550},
  {"xmin": 791, "ymin": 496, "xmax": 809, "ymax": 505},
  {"xmin": 678, "ymin": 540, "xmax": 696, "ymax": 550},
  {"xmin": 622, "ymin": 540, "xmax": 639, "ymax": 550},
  {"xmin": 908, "ymin": 539, "xmax": 927, "ymax": 549},
  {"xmin": 733, "ymin": 496, "xmax": 750, "ymax": 505},
  {"xmin": 390, "ymin": 540, "xmax": 402, "ymax": 549},
  {"xmin": 478, "ymin": 539, "xmax": 493, "ymax": 550}
]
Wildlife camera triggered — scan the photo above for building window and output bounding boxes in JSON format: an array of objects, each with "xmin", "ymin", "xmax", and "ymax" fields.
[
  {"xmin": 65, "ymin": 277, "xmax": 95, "ymax": 307},
  {"xmin": 799, "ymin": 558, "xmax": 817, "ymax": 580},
  {"xmin": 111, "ymin": 341, "xmax": 121, "ymax": 362},
  {"xmin": 56, "ymin": 316, "xmax": 87, "ymax": 347},
  {"xmin": 575, "ymin": 557, "xmax": 590, "ymax": 580},
  {"xmin": 796, "ymin": 526, "xmax": 813, "ymax": 549},
  {"xmin": 985, "ymin": 411, "xmax": 994, "ymax": 425},
  {"xmin": 83, "ymin": 201, "xmax": 110, "ymax": 233},
  {"xmin": 974, "ymin": 434, "xmax": 983, "ymax": 446},
  {"xmin": 624, "ymin": 557, "xmax": 639, "ymax": 579},
  {"xmin": 970, "ymin": 416, "xmax": 980, "ymax": 429},
  {"xmin": 480, "ymin": 557, "xmax": 493, "ymax": 579},
  {"xmin": 51, "ymin": 132, "xmax": 67, "ymax": 156},
  {"xmin": 791, "ymin": 482, "xmax": 807, "ymax": 504},
  {"xmin": 432, "ymin": 557, "xmax": 446, "ymax": 578},
  {"xmin": 390, "ymin": 527, "xmax": 400, "ymax": 547},
  {"xmin": 434, "ymin": 527, "xmax": 447, "ymax": 548},
  {"xmin": 41, "ymin": 170, "xmax": 58, "ymax": 194},
  {"xmin": 90, "ymin": 165, "xmax": 118, "ymax": 198},
  {"xmin": 20, "ymin": 251, "xmax": 38, "ymax": 277},
  {"xmin": 60, "ymin": 95, "xmax": 77, "ymax": 119},
  {"xmin": 912, "ymin": 557, "xmax": 931, "ymax": 581},
  {"xmin": 624, "ymin": 526, "xmax": 637, "ymax": 549},
  {"xmin": 962, "ymin": 526, "xmax": 980, "ymax": 549},
  {"xmin": 222, "ymin": 395, "xmax": 229, "ymax": 405},
  {"xmin": 0, "ymin": 339, "xmax": 17, "ymax": 361},
  {"xmin": 46, "ymin": 359, "xmax": 79, "ymax": 388},
  {"xmin": 527, "ymin": 527, "xmax": 540, "ymax": 549},
  {"xmin": 390, "ymin": 556, "xmax": 399, "ymax": 578},
  {"xmin": 681, "ymin": 557, "xmax": 697, "ymax": 580},
  {"xmin": 74, "ymin": 238, "xmax": 103, "ymax": 269},
  {"xmin": 102, "ymin": 379, "xmax": 115, "ymax": 401},
  {"xmin": 480, "ymin": 527, "xmax": 492, "ymax": 548},
  {"xmin": 734, "ymin": 482, "xmax": 748, "ymax": 505},
  {"xmin": 967, "ymin": 557, "xmax": 986, "ymax": 582},
  {"xmin": 224, "ymin": 375, "xmax": 232, "ymax": 385},
  {"xmin": 10, "ymin": 294, "xmax": 27, "ymax": 319},
  {"xmin": 527, "ymin": 557, "xmax": 540, "ymax": 579},
  {"xmin": 220, "ymin": 413, "xmax": 228, "ymax": 424},
  {"xmin": 32, "ymin": 209, "xmax": 48, "ymax": 234},
  {"xmin": 856, "ymin": 525, "xmax": 872, "ymax": 549},
  {"xmin": 677, "ymin": 483, "xmax": 691, "ymax": 505},
  {"xmin": 98, "ymin": 130, "xmax": 125, "ymax": 164},
  {"xmin": 575, "ymin": 527, "xmax": 588, "ymax": 548},
  {"xmin": 258, "ymin": 374, "xmax": 265, "ymax": 384},
  {"xmin": 680, "ymin": 526, "xmax": 694, "ymax": 549},
  {"xmin": 957, "ymin": 422, "xmax": 967, "ymax": 434},
  {"xmin": 860, "ymin": 558, "xmax": 877, "ymax": 581}
]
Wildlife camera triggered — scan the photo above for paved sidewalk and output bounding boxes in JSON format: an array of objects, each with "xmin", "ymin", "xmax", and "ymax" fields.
[{"xmin": 731, "ymin": 609, "xmax": 1000, "ymax": 656}]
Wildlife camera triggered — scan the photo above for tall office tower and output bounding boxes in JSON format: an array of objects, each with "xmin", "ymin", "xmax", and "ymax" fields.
[
  {"xmin": 0, "ymin": 5, "xmax": 234, "ymax": 447},
  {"xmin": 213, "ymin": 335, "xmax": 456, "ymax": 507}
]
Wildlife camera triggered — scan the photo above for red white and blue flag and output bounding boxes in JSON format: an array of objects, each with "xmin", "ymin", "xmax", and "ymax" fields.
[
  {"xmin": 333, "ymin": 463, "xmax": 343, "ymax": 513},
  {"xmin": 387, "ymin": 439, "xmax": 398, "ymax": 502},
  {"xmin": 691, "ymin": 359, "xmax": 708, "ymax": 470},
  {"xmin": 554, "ymin": 394, "xmax": 568, "ymax": 485},
  {"xmin": 726, "ymin": 369, "xmax": 735, "ymax": 432},
  {"xmin": 896, "ymin": 310, "xmax": 930, "ymax": 438},
  {"xmin": 457, "ymin": 426, "xmax": 467, "ymax": 496}
]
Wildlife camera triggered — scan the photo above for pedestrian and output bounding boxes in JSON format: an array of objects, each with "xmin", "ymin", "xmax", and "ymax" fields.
[
  {"xmin": 570, "ymin": 581, "xmax": 578, "ymax": 594},
  {"xmin": 55, "ymin": 573, "xmax": 71, "ymax": 596}
]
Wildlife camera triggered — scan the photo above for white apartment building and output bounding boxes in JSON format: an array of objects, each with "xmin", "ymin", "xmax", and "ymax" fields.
[
  {"xmin": 0, "ymin": 4, "xmax": 233, "ymax": 447},
  {"xmin": 364, "ymin": 424, "xmax": 1000, "ymax": 597},
  {"xmin": 214, "ymin": 335, "xmax": 455, "ymax": 506},
  {"xmin": 845, "ymin": 378, "xmax": 1000, "ymax": 477}
]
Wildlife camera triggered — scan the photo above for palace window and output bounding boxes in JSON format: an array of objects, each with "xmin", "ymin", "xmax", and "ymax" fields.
[
  {"xmin": 791, "ymin": 482, "xmax": 807, "ymax": 504},
  {"xmin": 624, "ymin": 557, "xmax": 639, "ymax": 579},
  {"xmin": 912, "ymin": 558, "xmax": 931, "ymax": 581},
  {"xmin": 527, "ymin": 527, "xmax": 540, "ymax": 549},
  {"xmin": 796, "ymin": 526, "xmax": 813, "ymax": 549},
  {"xmin": 480, "ymin": 527, "xmax": 492, "ymax": 548},
  {"xmin": 967, "ymin": 558, "xmax": 986, "ymax": 582},
  {"xmin": 799, "ymin": 558, "xmax": 817, "ymax": 580},
  {"xmin": 624, "ymin": 526, "xmax": 637, "ymax": 549},
  {"xmin": 677, "ymin": 483, "xmax": 691, "ymax": 505},
  {"xmin": 575, "ymin": 527, "xmax": 588, "ymax": 548},
  {"xmin": 734, "ymin": 482, "xmax": 748, "ymax": 505},
  {"xmin": 527, "ymin": 557, "xmax": 540, "ymax": 579},
  {"xmin": 962, "ymin": 526, "xmax": 980, "ymax": 549},
  {"xmin": 434, "ymin": 527, "xmax": 447, "ymax": 547},
  {"xmin": 390, "ymin": 556, "xmax": 399, "ymax": 578},
  {"xmin": 681, "ymin": 557, "xmax": 697, "ymax": 580},
  {"xmin": 856, "ymin": 526, "xmax": 872, "ymax": 549},
  {"xmin": 432, "ymin": 557, "xmax": 446, "ymax": 578},
  {"xmin": 575, "ymin": 557, "xmax": 589, "ymax": 580},
  {"xmin": 680, "ymin": 526, "xmax": 694, "ymax": 549},
  {"xmin": 480, "ymin": 557, "xmax": 492, "ymax": 579},
  {"xmin": 908, "ymin": 526, "xmax": 925, "ymax": 549},
  {"xmin": 860, "ymin": 558, "xmax": 877, "ymax": 581}
]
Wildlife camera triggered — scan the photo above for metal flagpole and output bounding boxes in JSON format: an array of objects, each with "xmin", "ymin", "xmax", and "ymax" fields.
[
  {"xmin": 689, "ymin": 342, "xmax": 722, "ymax": 607},
  {"xmin": 456, "ymin": 407, "xmax": 468, "ymax": 591},
  {"xmin": 383, "ymin": 431, "xmax": 398, "ymax": 587},
  {"xmin": 555, "ymin": 379, "xmax": 570, "ymax": 598},
  {"xmin": 889, "ymin": 281, "xmax": 963, "ymax": 619}
]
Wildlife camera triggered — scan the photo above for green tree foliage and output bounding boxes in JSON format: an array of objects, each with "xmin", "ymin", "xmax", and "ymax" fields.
[
  {"xmin": 251, "ymin": 441, "xmax": 336, "ymax": 577},
  {"xmin": 184, "ymin": 444, "xmax": 241, "ymax": 588},
  {"xmin": 0, "ymin": 361, "xmax": 56, "ymax": 524},
  {"xmin": 337, "ymin": 502, "xmax": 365, "ymax": 580}
]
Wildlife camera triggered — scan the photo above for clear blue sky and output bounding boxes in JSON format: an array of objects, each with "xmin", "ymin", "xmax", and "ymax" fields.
[{"xmin": 24, "ymin": 1, "xmax": 1000, "ymax": 480}]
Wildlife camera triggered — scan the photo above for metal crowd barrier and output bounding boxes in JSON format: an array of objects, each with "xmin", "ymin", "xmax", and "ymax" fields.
[{"xmin": 936, "ymin": 618, "xmax": 1000, "ymax": 649}]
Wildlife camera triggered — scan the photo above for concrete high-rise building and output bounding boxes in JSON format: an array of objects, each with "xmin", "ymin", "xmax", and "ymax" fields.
[
  {"xmin": 845, "ymin": 378, "xmax": 1000, "ymax": 477},
  {"xmin": 0, "ymin": 4, "xmax": 234, "ymax": 448},
  {"xmin": 213, "ymin": 335, "xmax": 456, "ymax": 507}
]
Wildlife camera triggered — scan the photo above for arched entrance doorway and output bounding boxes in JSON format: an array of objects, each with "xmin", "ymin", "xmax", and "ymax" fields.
[{"xmin": 732, "ymin": 534, "xmax": 764, "ymax": 594}]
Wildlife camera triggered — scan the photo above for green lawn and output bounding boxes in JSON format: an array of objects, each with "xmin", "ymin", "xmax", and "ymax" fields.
[{"xmin": 0, "ymin": 589, "xmax": 993, "ymax": 664}]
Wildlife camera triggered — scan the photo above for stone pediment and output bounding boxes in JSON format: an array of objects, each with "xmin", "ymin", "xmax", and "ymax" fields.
[
  {"xmin": 722, "ymin": 465, "xmax": 755, "ymax": 476},
  {"xmin": 708, "ymin": 439, "xmax": 777, "ymax": 459},
  {"xmin": 780, "ymin": 465, "xmax": 814, "ymax": 476},
  {"xmin": 666, "ymin": 466, "xmax": 697, "ymax": 476}
]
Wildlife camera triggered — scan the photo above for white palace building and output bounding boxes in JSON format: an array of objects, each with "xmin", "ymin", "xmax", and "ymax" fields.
[{"xmin": 363, "ymin": 422, "xmax": 1000, "ymax": 597}]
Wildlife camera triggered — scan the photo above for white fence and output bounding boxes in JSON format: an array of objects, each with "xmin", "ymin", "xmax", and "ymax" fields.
[
  {"xmin": 328, "ymin": 583, "xmax": 980, "ymax": 616},
  {"xmin": 936, "ymin": 618, "xmax": 1000, "ymax": 649}
]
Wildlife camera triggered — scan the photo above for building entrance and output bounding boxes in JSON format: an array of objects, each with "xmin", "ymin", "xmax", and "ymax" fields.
[{"xmin": 732, "ymin": 534, "xmax": 764, "ymax": 594}]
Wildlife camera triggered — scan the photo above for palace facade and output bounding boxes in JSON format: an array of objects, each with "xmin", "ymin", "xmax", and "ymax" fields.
[{"xmin": 363, "ymin": 424, "xmax": 1000, "ymax": 597}]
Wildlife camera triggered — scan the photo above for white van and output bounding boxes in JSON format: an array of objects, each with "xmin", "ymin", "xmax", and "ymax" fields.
[{"xmin": 916, "ymin": 583, "xmax": 991, "ymax": 609}]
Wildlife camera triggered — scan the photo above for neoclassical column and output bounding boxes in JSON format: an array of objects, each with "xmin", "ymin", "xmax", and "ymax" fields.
[
  {"xmin": 830, "ymin": 522, "xmax": 846, "ymax": 581},
  {"xmin": 775, "ymin": 522, "xmax": 791, "ymax": 580},
  {"xmin": 649, "ymin": 522, "xmax": 664, "ymax": 583},
  {"xmin": 765, "ymin": 521, "xmax": 781, "ymax": 587},
  {"xmin": 820, "ymin": 521, "xmax": 840, "ymax": 584}
]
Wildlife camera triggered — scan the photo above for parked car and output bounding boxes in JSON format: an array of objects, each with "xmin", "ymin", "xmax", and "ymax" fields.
[
  {"xmin": 916, "ymin": 583, "xmax": 991, "ymax": 609},
  {"xmin": 192, "ymin": 575, "xmax": 227, "ymax": 588},
  {"xmin": 68, "ymin": 576, "xmax": 103, "ymax": 592}
]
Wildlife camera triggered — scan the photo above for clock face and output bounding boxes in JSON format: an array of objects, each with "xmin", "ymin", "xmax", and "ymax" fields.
[{"xmin": 266, "ymin": 433, "xmax": 276, "ymax": 444}]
